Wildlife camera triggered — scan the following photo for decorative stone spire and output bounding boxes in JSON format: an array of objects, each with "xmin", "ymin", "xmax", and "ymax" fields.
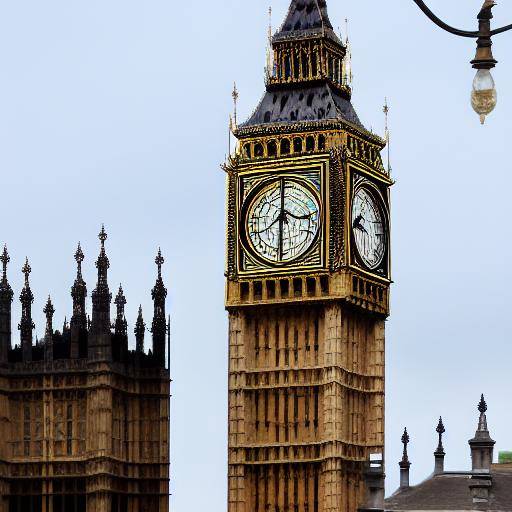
[
  {"xmin": 434, "ymin": 417, "xmax": 446, "ymax": 475},
  {"xmin": 114, "ymin": 285, "xmax": 127, "ymax": 337},
  {"xmin": 151, "ymin": 249, "xmax": 167, "ymax": 367},
  {"xmin": 43, "ymin": 296, "xmax": 54, "ymax": 363},
  {"xmin": 469, "ymin": 394, "xmax": 495, "ymax": 472},
  {"xmin": 19, "ymin": 258, "xmax": 34, "ymax": 362},
  {"xmin": 70, "ymin": 243, "xmax": 87, "ymax": 358},
  {"xmin": 399, "ymin": 428, "xmax": 411, "ymax": 489},
  {"xmin": 89, "ymin": 226, "xmax": 112, "ymax": 362},
  {"xmin": 135, "ymin": 305, "xmax": 145, "ymax": 353},
  {"xmin": 0, "ymin": 245, "xmax": 14, "ymax": 364}
]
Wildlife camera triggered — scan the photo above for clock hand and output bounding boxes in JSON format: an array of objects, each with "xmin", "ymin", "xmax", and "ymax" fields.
[
  {"xmin": 283, "ymin": 210, "xmax": 315, "ymax": 220},
  {"xmin": 353, "ymin": 215, "xmax": 368, "ymax": 234}
]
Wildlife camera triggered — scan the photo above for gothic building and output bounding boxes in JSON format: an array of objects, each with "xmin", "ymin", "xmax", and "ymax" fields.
[
  {"xmin": 224, "ymin": 1, "xmax": 390, "ymax": 511},
  {"xmin": 0, "ymin": 228, "xmax": 170, "ymax": 512},
  {"xmin": 383, "ymin": 396, "xmax": 512, "ymax": 511}
]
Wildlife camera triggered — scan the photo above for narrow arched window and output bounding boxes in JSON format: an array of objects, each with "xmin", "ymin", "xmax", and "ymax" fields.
[
  {"xmin": 306, "ymin": 136, "xmax": 315, "ymax": 152},
  {"xmin": 244, "ymin": 144, "xmax": 251, "ymax": 159},
  {"xmin": 267, "ymin": 140, "xmax": 277, "ymax": 157},
  {"xmin": 280, "ymin": 138, "xmax": 290, "ymax": 155},
  {"xmin": 293, "ymin": 137, "xmax": 303, "ymax": 153},
  {"xmin": 318, "ymin": 135, "xmax": 326, "ymax": 151},
  {"xmin": 254, "ymin": 143, "xmax": 264, "ymax": 158}
]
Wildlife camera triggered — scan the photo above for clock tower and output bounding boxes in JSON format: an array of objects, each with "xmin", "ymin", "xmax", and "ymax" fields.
[{"xmin": 224, "ymin": 2, "xmax": 391, "ymax": 511}]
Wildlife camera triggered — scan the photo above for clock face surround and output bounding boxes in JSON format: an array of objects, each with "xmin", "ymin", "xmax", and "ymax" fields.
[
  {"xmin": 243, "ymin": 177, "xmax": 321, "ymax": 265},
  {"xmin": 352, "ymin": 186, "xmax": 387, "ymax": 270}
]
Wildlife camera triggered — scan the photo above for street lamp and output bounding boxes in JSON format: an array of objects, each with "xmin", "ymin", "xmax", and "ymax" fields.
[{"xmin": 412, "ymin": 0, "xmax": 512, "ymax": 124}]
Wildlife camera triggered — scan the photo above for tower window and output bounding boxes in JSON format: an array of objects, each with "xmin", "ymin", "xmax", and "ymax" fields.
[
  {"xmin": 306, "ymin": 278, "xmax": 316, "ymax": 297},
  {"xmin": 240, "ymin": 282, "xmax": 250, "ymax": 302},
  {"xmin": 306, "ymin": 136, "xmax": 315, "ymax": 152},
  {"xmin": 284, "ymin": 55, "xmax": 291, "ymax": 79},
  {"xmin": 318, "ymin": 135, "xmax": 326, "ymax": 151},
  {"xmin": 312, "ymin": 53, "xmax": 318, "ymax": 77},
  {"xmin": 244, "ymin": 144, "xmax": 251, "ymax": 158},
  {"xmin": 293, "ymin": 137, "xmax": 303, "ymax": 153},
  {"xmin": 302, "ymin": 51, "xmax": 310, "ymax": 79},
  {"xmin": 266, "ymin": 281, "xmax": 276, "ymax": 300},
  {"xmin": 280, "ymin": 139, "xmax": 290, "ymax": 155},
  {"xmin": 267, "ymin": 140, "xmax": 277, "ymax": 157},
  {"xmin": 254, "ymin": 143, "xmax": 264, "ymax": 158},
  {"xmin": 293, "ymin": 53, "xmax": 300, "ymax": 80},
  {"xmin": 293, "ymin": 278, "xmax": 303, "ymax": 297},
  {"xmin": 280, "ymin": 280, "xmax": 289, "ymax": 298},
  {"xmin": 320, "ymin": 276, "xmax": 329, "ymax": 295},
  {"xmin": 254, "ymin": 281, "xmax": 263, "ymax": 301}
]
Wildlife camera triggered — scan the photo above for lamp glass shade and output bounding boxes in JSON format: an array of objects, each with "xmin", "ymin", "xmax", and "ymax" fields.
[{"xmin": 471, "ymin": 69, "xmax": 497, "ymax": 124}]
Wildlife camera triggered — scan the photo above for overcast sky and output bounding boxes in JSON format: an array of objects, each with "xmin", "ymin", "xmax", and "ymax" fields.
[{"xmin": 1, "ymin": 0, "xmax": 512, "ymax": 509}]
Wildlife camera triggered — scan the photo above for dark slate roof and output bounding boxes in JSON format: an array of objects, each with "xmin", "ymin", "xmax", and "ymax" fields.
[
  {"xmin": 385, "ymin": 469, "xmax": 512, "ymax": 511},
  {"xmin": 241, "ymin": 83, "xmax": 363, "ymax": 129},
  {"xmin": 273, "ymin": 0, "xmax": 341, "ymax": 44}
]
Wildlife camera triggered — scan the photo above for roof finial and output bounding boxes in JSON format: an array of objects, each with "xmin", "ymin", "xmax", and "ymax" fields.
[
  {"xmin": 75, "ymin": 242, "xmax": 84, "ymax": 278},
  {"xmin": 345, "ymin": 17, "xmax": 349, "ymax": 44},
  {"xmin": 99, "ymin": 225, "xmax": 107, "ymax": 248},
  {"xmin": 477, "ymin": 394, "xmax": 489, "ymax": 432},
  {"xmin": 22, "ymin": 258, "xmax": 31, "ymax": 286},
  {"xmin": 155, "ymin": 248, "xmax": 164, "ymax": 278},
  {"xmin": 114, "ymin": 284, "xmax": 127, "ymax": 337},
  {"xmin": 383, "ymin": 98, "xmax": 391, "ymax": 175},
  {"xmin": 436, "ymin": 416, "xmax": 446, "ymax": 452},
  {"xmin": 1, "ymin": 245, "xmax": 9, "ymax": 283},
  {"xmin": 232, "ymin": 83, "xmax": 239, "ymax": 128},
  {"xmin": 44, "ymin": 296, "xmax": 55, "ymax": 325},
  {"xmin": 401, "ymin": 428, "xmax": 410, "ymax": 464}
]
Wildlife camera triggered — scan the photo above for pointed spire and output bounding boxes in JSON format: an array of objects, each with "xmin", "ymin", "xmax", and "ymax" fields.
[
  {"xmin": 89, "ymin": 226, "xmax": 112, "ymax": 362},
  {"xmin": 114, "ymin": 284, "xmax": 127, "ymax": 337},
  {"xmin": 434, "ymin": 417, "xmax": 446, "ymax": 475},
  {"xmin": 469, "ymin": 394, "xmax": 495, "ymax": 472},
  {"xmin": 71, "ymin": 242, "xmax": 87, "ymax": 359},
  {"xmin": 135, "ymin": 305, "xmax": 145, "ymax": 353},
  {"xmin": 232, "ymin": 83, "xmax": 239, "ymax": 128},
  {"xmin": 0, "ymin": 245, "xmax": 13, "ymax": 364},
  {"xmin": 19, "ymin": 258, "xmax": 34, "ymax": 362},
  {"xmin": 43, "ymin": 296, "xmax": 54, "ymax": 363},
  {"xmin": 399, "ymin": 428, "xmax": 411, "ymax": 489},
  {"xmin": 151, "ymin": 248, "xmax": 168, "ymax": 367}
]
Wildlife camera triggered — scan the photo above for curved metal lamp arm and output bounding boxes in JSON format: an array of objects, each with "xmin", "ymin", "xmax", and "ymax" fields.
[
  {"xmin": 491, "ymin": 23, "xmax": 512, "ymax": 36},
  {"xmin": 411, "ymin": 0, "xmax": 478, "ymax": 38}
]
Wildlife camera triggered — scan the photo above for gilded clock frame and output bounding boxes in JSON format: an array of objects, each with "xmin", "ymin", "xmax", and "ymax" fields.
[
  {"xmin": 346, "ymin": 160, "xmax": 392, "ymax": 282},
  {"xmin": 236, "ymin": 154, "xmax": 330, "ymax": 277}
]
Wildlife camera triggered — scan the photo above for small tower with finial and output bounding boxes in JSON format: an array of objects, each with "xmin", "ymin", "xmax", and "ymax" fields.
[
  {"xmin": 434, "ymin": 417, "xmax": 446, "ymax": 475},
  {"xmin": 232, "ymin": 83, "xmax": 239, "ymax": 129},
  {"xmin": 135, "ymin": 305, "xmax": 145, "ymax": 354},
  {"xmin": 114, "ymin": 284, "xmax": 128, "ymax": 361},
  {"xmin": 383, "ymin": 98, "xmax": 391, "ymax": 175},
  {"xmin": 151, "ymin": 249, "xmax": 168, "ymax": 367},
  {"xmin": 0, "ymin": 245, "xmax": 14, "ymax": 364},
  {"xmin": 43, "ymin": 296, "xmax": 55, "ymax": 364},
  {"xmin": 70, "ymin": 243, "xmax": 87, "ymax": 358},
  {"xmin": 400, "ymin": 428, "xmax": 412, "ymax": 489},
  {"xmin": 19, "ymin": 258, "xmax": 35, "ymax": 362},
  {"xmin": 469, "ymin": 394, "xmax": 496, "ymax": 472},
  {"xmin": 89, "ymin": 226, "xmax": 113, "ymax": 362}
]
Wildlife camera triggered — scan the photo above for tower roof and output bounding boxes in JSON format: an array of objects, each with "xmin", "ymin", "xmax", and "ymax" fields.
[{"xmin": 273, "ymin": 0, "xmax": 340, "ymax": 44}]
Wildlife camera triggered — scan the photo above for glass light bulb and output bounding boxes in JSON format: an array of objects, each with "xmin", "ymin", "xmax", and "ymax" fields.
[{"xmin": 471, "ymin": 69, "xmax": 497, "ymax": 124}]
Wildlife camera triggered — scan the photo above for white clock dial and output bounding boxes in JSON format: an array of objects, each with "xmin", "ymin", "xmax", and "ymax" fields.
[
  {"xmin": 352, "ymin": 187, "xmax": 386, "ymax": 269},
  {"xmin": 246, "ymin": 178, "xmax": 320, "ymax": 263}
]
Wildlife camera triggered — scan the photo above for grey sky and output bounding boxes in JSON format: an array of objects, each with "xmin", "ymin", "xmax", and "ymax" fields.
[{"xmin": 1, "ymin": 0, "xmax": 511, "ymax": 509}]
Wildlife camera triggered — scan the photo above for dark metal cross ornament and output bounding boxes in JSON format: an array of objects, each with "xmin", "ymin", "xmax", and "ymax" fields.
[
  {"xmin": 22, "ymin": 258, "xmax": 31, "ymax": 284},
  {"xmin": 155, "ymin": 249, "xmax": 164, "ymax": 277},
  {"xmin": 1, "ymin": 245, "xmax": 9, "ymax": 279},
  {"xmin": 99, "ymin": 225, "xmax": 108, "ymax": 246},
  {"xmin": 479, "ymin": 394, "xmax": 488, "ymax": 414}
]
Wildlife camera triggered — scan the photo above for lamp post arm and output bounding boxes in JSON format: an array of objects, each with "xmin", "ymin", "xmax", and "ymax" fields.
[
  {"xmin": 411, "ymin": 0, "xmax": 478, "ymax": 38},
  {"xmin": 491, "ymin": 24, "xmax": 512, "ymax": 36}
]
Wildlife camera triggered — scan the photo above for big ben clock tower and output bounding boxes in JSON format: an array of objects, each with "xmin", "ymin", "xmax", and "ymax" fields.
[{"xmin": 224, "ymin": 1, "xmax": 391, "ymax": 511}]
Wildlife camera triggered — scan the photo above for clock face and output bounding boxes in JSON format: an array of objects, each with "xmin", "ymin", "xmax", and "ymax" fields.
[
  {"xmin": 352, "ymin": 187, "xmax": 386, "ymax": 270},
  {"xmin": 245, "ymin": 178, "xmax": 321, "ymax": 263}
]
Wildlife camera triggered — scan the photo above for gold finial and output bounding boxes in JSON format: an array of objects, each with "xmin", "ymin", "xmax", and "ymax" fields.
[
  {"xmin": 383, "ymin": 98, "xmax": 391, "ymax": 174},
  {"xmin": 232, "ymin": 82, "xmax": 239, "ymax": 127},
  {"xmin": 345, "ymin": 18, "xmax": 349, "ymax": 43}
]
